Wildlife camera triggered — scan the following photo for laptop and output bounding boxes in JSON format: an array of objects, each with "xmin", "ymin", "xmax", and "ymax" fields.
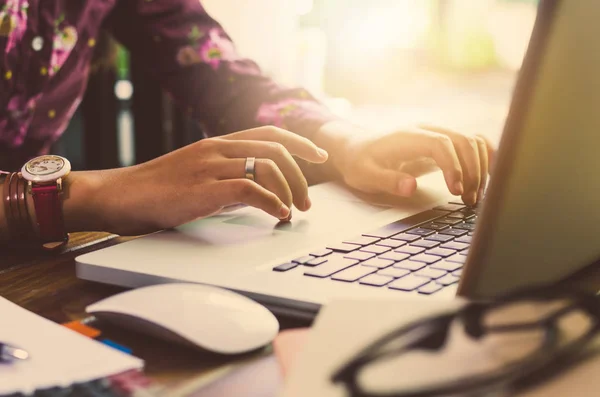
[{"xmin": 76, "ymin": 0, "xmax": 600, "ymax": 321}]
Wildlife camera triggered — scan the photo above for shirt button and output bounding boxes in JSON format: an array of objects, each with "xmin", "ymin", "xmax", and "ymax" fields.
[{"xmin": 32, "ymin": 36, "xmax": 44, "ymax": 51}]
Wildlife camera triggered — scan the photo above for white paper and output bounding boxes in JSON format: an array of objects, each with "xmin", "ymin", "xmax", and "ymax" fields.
[
  {"xmin": 0, "ymin": 296, "xmax": 143, "ymax": 394},
  {"xmin": 282, "ymin": 298, "xmax": 600, "ymax": 397}
]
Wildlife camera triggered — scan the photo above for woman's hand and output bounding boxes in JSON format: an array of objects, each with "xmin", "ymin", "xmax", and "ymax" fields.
[
  {"xmin": 317, "ymin": 121, "xmax": 495, "ymax": 206},
  {"xmin": 87, "ymin": 126, "xmax": 328, "ymax": 236}
]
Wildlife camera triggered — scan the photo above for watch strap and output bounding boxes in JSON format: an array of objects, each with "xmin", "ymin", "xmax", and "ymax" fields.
[{"xmin": 31, "ymin": 184, "xmax": 67, "ymax": 243}]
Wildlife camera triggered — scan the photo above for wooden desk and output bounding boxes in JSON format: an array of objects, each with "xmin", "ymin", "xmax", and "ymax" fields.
[
  {"xmin": 2, "ymin": 232, "xmax": 599, "ymax": 396},
  {"xmin": 0, "ymin": 232, "xmax": 283, "ymax": 396}
]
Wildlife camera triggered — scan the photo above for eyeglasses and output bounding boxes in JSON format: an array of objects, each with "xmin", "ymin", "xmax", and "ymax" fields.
[{"xmin": 331, "ymin": 285, "xmax": 600, "ymax": 397}]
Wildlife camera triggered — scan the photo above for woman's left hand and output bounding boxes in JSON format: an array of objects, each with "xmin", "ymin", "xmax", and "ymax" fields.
[{"xmin": 320, "ymin": 122, "xmax": 495, "ymax": 206}]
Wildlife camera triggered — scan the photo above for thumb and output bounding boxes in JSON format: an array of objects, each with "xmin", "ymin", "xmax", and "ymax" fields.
[{"xmin": 359, "ymin": 161, "xmax": 417, "ymax": 197}]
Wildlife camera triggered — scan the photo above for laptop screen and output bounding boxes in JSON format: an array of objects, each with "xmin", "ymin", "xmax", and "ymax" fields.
[{"xmin": 460, "ymin": 0, "xmax": 600, "ymax": 297}]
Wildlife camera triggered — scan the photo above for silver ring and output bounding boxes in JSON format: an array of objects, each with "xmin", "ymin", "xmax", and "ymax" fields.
[{"xmin": 245, "ymin": 157, "xmax": 256, "ymax": 181}]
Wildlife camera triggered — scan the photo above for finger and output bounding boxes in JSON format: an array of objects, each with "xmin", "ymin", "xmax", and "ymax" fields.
[
  {"xmin": 217, "ymin": 140, "xmax": 311, "ymax": 210},
  {"xmin": 477, "ymin": 134, "xmax": 496, "ymax": 171},
  {"xmin": 216, "ymin": 157, "xmax": 294, "ymax": 211},
  {"xmin": 419, "ymin": 126, "xmax": 480, "ymax": 205},
  {"xmin": 373, "ymin": 129, "xmax": 464, "ymax": 196},
  {"xmin": 475, "ymin": 136, "xmax": 489, "ymax": 202},
  {"xmin": 213, "ymin": 179, "xmax": 291, "ymax": 220},
  {"xmin": 449, "ymin": 134, "xmax": 480, "ymax": 205},
  {"xmin": 219, "ymin": 126, "xmax": 328, "ymax": 163},
  {"xmin": 422, "ymin": 133, "xmax": 465, "ymax": 196},
  {"xmin": 351, "ymin": 159, "xmax": 417, "ymax": 197}
]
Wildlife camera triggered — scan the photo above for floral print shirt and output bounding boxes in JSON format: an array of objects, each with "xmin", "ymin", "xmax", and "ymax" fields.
[{"xmin": 0, "ymin": 0, "xmax": 336, "ymax": 169}]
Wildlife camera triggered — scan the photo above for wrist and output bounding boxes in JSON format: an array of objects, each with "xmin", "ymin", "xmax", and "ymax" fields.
[
  {"xmin": 312, "ymin": 120, "xmax": 369, "ymax": 181},
  {"xmin": 60, "ymin": 170, "xmax": 108, "ymax": 233}
]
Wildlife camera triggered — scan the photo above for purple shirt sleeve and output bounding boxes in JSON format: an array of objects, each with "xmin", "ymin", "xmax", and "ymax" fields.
[{"xmin": 105, "ymin": 0, "xmax": 338, "ymax": 139}]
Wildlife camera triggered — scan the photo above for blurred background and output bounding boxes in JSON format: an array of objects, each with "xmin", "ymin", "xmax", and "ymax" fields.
[{"xmin": 54, "ymin": 0, "xmax": 539, "ymax": 170}]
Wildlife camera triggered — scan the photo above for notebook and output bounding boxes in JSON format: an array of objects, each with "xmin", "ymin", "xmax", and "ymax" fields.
[{"xmin": 0, "ymin": 296, "xmax": 143, "ymax": 395}]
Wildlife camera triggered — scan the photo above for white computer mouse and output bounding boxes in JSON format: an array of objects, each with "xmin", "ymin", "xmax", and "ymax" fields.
[{"xmin": 86, "ymin": 283, "xmax": 279, "ymax": 355}]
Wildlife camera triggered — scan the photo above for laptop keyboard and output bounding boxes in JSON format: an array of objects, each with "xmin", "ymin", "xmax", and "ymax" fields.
[{"xmin": 272, "ymin": 203, "xmax": 478, "ymax": 295}]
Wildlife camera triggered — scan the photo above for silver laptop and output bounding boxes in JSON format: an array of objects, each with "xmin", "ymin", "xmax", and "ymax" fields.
[{"xmin": 76, "ymin": 0, "xmax": 600, "ymax": 321}]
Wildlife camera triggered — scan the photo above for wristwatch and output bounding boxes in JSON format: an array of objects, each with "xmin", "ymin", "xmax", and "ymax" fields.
[{"xmin": 21, "ymin": 155, "xmax": 71, "ymax": 248}]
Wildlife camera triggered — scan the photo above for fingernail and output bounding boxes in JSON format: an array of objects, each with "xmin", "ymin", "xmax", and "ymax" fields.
[
  {"xmin": 279, "ymin": 203, "xmax": 291, "ymax": 219},
  {"xmin": 471, "ymin": 193, "xmax": 478, "ymax": 205},
  {"xmin": 454, "ymin": 181, "xmax": 464, "ymax": 195},
  {"xmin": 478, "ymin": 187, "xmax": 485, "ymax": 201},
  {"xmin": 304, "ymin": 196, "xmax": 312, "ymax": 210},
  {"xmin": 317, "ymin": 148, "xmax": 328, "ymax": 159}
]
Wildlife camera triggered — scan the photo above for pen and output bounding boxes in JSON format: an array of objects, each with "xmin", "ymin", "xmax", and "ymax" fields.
[{"xmin": 0, "ymin": 342, "xmax": 29, "ymax": 362}]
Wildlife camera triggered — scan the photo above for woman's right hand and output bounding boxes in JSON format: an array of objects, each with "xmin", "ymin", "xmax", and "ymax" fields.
[{"xmin": 86, "ymin": 126, "xmax": 329, "ymax": 236}]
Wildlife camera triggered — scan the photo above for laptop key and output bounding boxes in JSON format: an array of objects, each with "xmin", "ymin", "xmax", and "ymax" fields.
[
  {"xmin": 439, "ymin": 228, "xmax": 468, "ymax": 237},
  {"xmin": 406, "ymin": 228, "xmax": 435, "ymax": 236},
  {"xmin": 425, "ymin": 234, "xmax": 455, "ymax": 243},
  {"xmin": 344, "ymin": 251, "xmax": 376, "ymax": 261},
  {"xmin": 430, "ymin": 260, "xmax": 462, "ymax": 272},
  {"xmin": 395, "ymin": 245, "xmax": 425, "ymax": 255},
  {"xmin": 310, "ymin": 248, "xmax": 333, "ymax": 257},
  {"xmin": 435, "ymin": 217, "xmax": 462, "ymax": 225},
  {"xmin": 306, "ymin": 257, "xmax": 328, "ymax": 266},
  {"xmin": 453, "ymin": 223, "xmax": 476, "ymax": 231},
  {"xmin": 379, "ymin": 252, "xmax": 411, "ymax": 262},
  {"xmin": 292, "ymin": 255, "xmax": 315, "ymax": 264},
  {"xmin": 436, "ymin": 274, "xmax": 460, "ymax": 286},
  {"xmin": 466, "ymin": 217, "xmax": 477, "ymax": 224},
  {"xmin": 440, "ymin": 242, "xmax": 469, "ymax": 251},
  {"xmin": 360, "ymin": 274, "xmax": 394, "ymax": 287},
  {"xmin": 414, "ymin": 267, "xmax": 447, "ymax": 279},
  {"xmin": 418, "ymin": 282, "xmax": 443, "ymax": 295},
  {"xmin": 343, "ymin": 236, "xmax": 380, "ymax": 246},
  {"xmin": 446, "ymin": 212, "xmax": 469, "ymax": 219},
  {"xmin": 460, "ymin": 208, "xmax": 477, "ymax": 216},
  {"xmin": 391, "ymin": 233, "xmax": 421, "ymax": 242},
  {"xmin": 332, "ymin": 265, "xmax": 377, "ymax": 282},
  {"xmin": 411, "ymin": 239, "xmax": 440, "ymax": 249},
  {"xmin": 456, "ymin": 235, "xmax": 472, "ymax": 244},
  {"xmin": 361, "ymin": 245, "xmax": 391, "ymax": 254},
  {"xmin": 433, "ymin": 204, "xmax": 465, "ymax": 212},
  {"xmin": 425, "ymin": 248, "xmax": 455, "ymax": 258},
  {"xmin": 377, "ymin": 267, "xmax": 411, "ymax": 278},
  {"xmin": 304, "ymin": 258, "xmax": 358, "ymax": 278},
  {"xmin": 460, "ymin": 249, "xmax": 470, "ymax": 256},
  {"xmin": 362, "ymin": 210, "xmax": 447, "ymax": 239},
  {"xmin": 326, "ymin": 242, "xmax": 359, "ymax": 253},
  {"xmin": 410, "ymin": 254, "xmax": 441, "ymax": 264},
  {"xmin": 394, "ymin": 260, "xmax": 426, "ymax": 271},
  {"xmin": 362, "ymin": 258, "xmax": 395, "ymax": 269},
  {"xmin": 273, "ymin": 262, "xmax": 298, "ymax": 272},
  {"xmin": 447, "ymin": 254, "xmax": 467, "ymax": 264},
  {"xmin": 388, "ymin": 275, "xmax": 429, "ymax": 291},
  {"xmin": 422, "ymin": 223, "xmax": 449, "ymax": 231},
  {"xmin": 453, "ymin": 269, "xmax": 463, "ymax": 277},
  {"xmin": 376, "ymin": 239, "xmax": 407, "ymax": 248}
]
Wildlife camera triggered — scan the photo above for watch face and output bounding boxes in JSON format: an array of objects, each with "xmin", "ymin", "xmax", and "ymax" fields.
[{"xmin": 25, "ymin": 156, "xmax": 65, "ymax": 176}]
